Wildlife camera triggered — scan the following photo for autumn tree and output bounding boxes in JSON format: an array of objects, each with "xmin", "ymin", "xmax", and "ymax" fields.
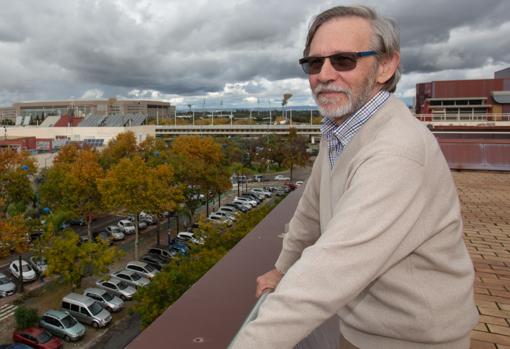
[
  {"xmin": 283, "ymin": 128, "xmax": 309, "ymax": 181},
  {"xmin": 169, "ymin": 136, "xmax": 231, "ymax": 221},
  {"xmin": 41, "ymin": 230, "xmax": 123, "ymax": 289},
  {"xmin": 138, "ymin": 136, "xmax": 171, "ymax": 167},
  {"xmin": 99, "ymin": 155, "xmax": 181, "ymax": 259},
  {"xmin": 100, "ymin": 131, "xmax": 138, "ymax": 169},
  {"xmin": 0, "ymin": 215, "xmax": 30, "ymax": 291},
  {"xmin": 39, "ymin": 147, "xmax": 104, "ymax": 240},
  {"xmin": 0, "ymin": 149, "xmax": 36, "ymax": 215}
]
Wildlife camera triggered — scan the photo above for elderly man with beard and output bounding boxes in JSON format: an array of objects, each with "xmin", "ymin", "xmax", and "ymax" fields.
[{"xmin": 230, "ymin": 5, "xmax": 478, "ymax": 349}]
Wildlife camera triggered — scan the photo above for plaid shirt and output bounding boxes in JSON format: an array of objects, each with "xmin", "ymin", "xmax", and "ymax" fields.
[{"xmin": 321, "ymin": 91, "xmax": 390, "ymax": 169}]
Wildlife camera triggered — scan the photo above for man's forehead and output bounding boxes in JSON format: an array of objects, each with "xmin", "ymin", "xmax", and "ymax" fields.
[{"xmin": 309, "ymin": 16, "xmax": 373, "ymax": 54}]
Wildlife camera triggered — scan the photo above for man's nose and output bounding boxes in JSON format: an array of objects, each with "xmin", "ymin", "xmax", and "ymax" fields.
[{"xmin": 317, "ymin": 58, "xmax": 338, "ymax": 82}]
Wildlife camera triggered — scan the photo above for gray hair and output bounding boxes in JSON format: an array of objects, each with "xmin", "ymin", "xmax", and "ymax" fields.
[{"xmin": 303, "ymin": 5, "xmax": 401, "ymax": 93}]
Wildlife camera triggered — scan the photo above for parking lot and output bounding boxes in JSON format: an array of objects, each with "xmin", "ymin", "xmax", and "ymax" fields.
[{"xmin": 0, "ymin": 171, "xmax": 306, "ymax": 348}]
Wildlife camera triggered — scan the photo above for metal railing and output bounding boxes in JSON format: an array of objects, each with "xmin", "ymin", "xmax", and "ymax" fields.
[
  {"xmin": 415, "ymin": 113, "xmax": 510, "ymax": 122},
  {"xmin": 228, "ymin": 289, "xmax": 340, "ymax": 349}
]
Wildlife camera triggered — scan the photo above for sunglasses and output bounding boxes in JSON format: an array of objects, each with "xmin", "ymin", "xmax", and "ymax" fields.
[{"xmin": 299, "ymin": 51, "xmax": 378, "ymax": 74}]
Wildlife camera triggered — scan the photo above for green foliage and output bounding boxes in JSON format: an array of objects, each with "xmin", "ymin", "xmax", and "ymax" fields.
[
  {"xmin": 0, "ymin": 149, "xmax": 36, "ymax": 213},
  {"xmin": 15, "ymin": 306, "xmax": 40, "ymax": 329},
  {"xmin": 41, "ymin": 230, "xmax": 123, "ymax": 289},
  {"xmin": 132, "ymin": 199, "xmax": 281, "ymax": 327}
]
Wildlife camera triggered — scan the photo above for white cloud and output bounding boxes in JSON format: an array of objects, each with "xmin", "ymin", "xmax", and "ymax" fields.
[{"xmin": 81, "ymin": 89, "xmax": 104, "ymax": 99}]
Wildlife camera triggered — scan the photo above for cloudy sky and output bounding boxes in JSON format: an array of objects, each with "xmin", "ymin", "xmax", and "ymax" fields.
[{"xmin": 1, "ymin": 0, "xmax": 509, "ymax": 110}]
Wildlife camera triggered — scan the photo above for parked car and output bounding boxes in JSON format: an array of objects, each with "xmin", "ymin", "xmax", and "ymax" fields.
[
  {"xmin": 96, "ymin": 278, "xmax": 136, "ymax": 301},
  {"xmin": 92, "ymin": 231, "xmax": 113, "ymax": 245},
  {"xmin": 127, "ymin": 216, "xmax": 148, "ymax": 230},
  {"xmin": 242, "ymin": 192, "xmax": 264, "ymax": 202},
  {"xmin": 125, "ymin": 261, "xmax": 159, "ymax": 279},
  {"xmin": 83, "ymin": 287, "xmax": 124, "ymax": 312},
  {"xmin": 29, "ymin": 256, "xmax": 48, "ymax": 275},
  {"xmin": 0, "ymin": 272, "xmax": 16, "ymax": 297},
  {"xmin": 39, "ymin": 309, "xmax": 86, "ymax": 342},
  {"xmin": 225, "ymin": 202, "xmax": 250, "ymax": 212},
  {"xmin": 61, "ymin": 293, "xmax": 111, "ymax": 328},
  {"xmin": 176, "ymin": 232, "xmax": 205, "ymax": 245},
  {"xmin": 274, "ymin": 174, "xmax": 291, "ymax": 181},
  {"xmin": 140, "ymin": 212, "xmax": 157, "ymax": 225},
  {"xmin": 9, "ymin": 260, "xmax": 37, "ymax": 282},
  {"xmin": 148, "ymin": 247, "xmax": 174, "ymax": 261},
  {"xmin": 251, "ymin": 188, "xmax": 272, "ymax": 198},
  {"xmin": 295, "ymin": 180, "xmax": 304, "ymax": 186},
  {"xmin": 117, "ymin": 220, "xmax": 135, "ymax": 234},
  {"xmin": 217, "ymin": 206, "xmax": 240, "ymax": 216},
  {"xmin": 111, "ymin": 269, "xmax": 150, "ymax": 288},
  {"xmin": 105, "ymin": 226, "xmax": 125, "ymax": 241},
  {"xmin": 141, "ymin": 254, "xmax": 168, "ymax": 270},
  {"xmin": 207, "ymin": 213, "xmax": 233, "ymax": 226},
  {"xmin": 213, "ymin": 210, "xmax": 236, "ymax": 221},
  {"xmin": 0, "ymin": 343, "xmax": 34, "ymax": 349},
  {"xmin": 233, "ymin": 196, "xmax": 257, "ymax": 207},
  {"xmin": 12, "ymin": 327, "xmax": 62, "ymax": 349},
  {"xmin": 254, "ymin": 175, "xmax": 268, "ymax": 182}
]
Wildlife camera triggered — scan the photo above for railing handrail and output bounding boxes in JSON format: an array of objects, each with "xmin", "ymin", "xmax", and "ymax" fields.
[{"xmin": 227, "ymin": 289, "xmax": 273, "ymax": 348}]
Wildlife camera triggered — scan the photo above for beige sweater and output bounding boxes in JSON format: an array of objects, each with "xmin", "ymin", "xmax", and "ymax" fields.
[{"xmin": 232, "ymin": 96, "xmax": 478, "ymax": 349}]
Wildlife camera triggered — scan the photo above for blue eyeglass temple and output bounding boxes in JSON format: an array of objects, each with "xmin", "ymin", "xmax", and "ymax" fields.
[{"xmin": 356, "ymin": 50, "xmax": 377, "ymax": 57}]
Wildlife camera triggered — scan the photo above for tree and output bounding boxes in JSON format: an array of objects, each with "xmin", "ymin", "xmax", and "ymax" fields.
[
  {"xmin": 0, "ymin": 215, "xmax": 30, "ymax": 291},
  {"xmin": 42, "ymin": 230, "xmax": 122, "ymax": 289},
  {"xmin": 283, "ymin": 128, "xmax": 309, "ymax": 181},
  {"xmin": 39, "ymin": 147, "xmax": 104, "ymax": 240},
  {"xmin": 98, "ymin": 156, "xmax": 181, "ymax": 259},
  {"xmin": 100, "ymin": 131, "xmax": 138, "ymax": 169},
  {"xmin": 169, "ymin": 136, "xmax": 230, "ymax": 222},
  {"xmin": 0, "ymin": 149, "xmax": 36, "ymax": 214}
]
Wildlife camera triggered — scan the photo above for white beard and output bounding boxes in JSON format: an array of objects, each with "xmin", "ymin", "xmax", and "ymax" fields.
[{"xmin": 312, "ymin": 67, "xmax": 378, "ymax": 122}]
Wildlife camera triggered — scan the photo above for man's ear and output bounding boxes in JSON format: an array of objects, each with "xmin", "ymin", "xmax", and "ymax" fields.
[{"xmin": 376, "ymin": 52, "xmax": 400, "ymax": 85}]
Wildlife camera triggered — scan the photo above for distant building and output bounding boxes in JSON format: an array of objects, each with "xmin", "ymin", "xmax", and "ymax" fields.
[
  {"xmin": 0, "ymin": 98, "xmax": 175, "ymax": 125},
  {"xmin": 0, "ymin": 106, "xmax": 16, "ymax": 124},
  {"xmin": 415, "ymin": 68, "xmax": 510, "ymax": 117},
  {"xmin": 0, "ymin": 136, "xmax": 52, "ymax": 153}
]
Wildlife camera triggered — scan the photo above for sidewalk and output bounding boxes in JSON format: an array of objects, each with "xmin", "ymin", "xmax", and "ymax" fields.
[{"xmin": 453, "ymin": 171, "xmax": 510, "ymax": 349}]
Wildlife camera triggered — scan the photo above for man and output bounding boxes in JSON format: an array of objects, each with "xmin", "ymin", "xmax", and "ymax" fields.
[{"xmin": 231, "ymin": 5, "xmax": 478, "ymax": 349}]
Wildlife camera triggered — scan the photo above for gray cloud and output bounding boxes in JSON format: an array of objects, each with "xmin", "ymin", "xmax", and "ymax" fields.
[{"xmin": 0, "ymin": 0, "xmax": 509, "ymax": 107}]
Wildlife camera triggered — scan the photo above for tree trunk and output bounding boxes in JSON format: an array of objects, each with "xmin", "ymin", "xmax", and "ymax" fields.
[
  {"xmin": 18, "ymin": 255, "xmax": 24, "ymax": 293},
  {"xmin": 218, "ymin": 192, "xmax": 221, "ymax": 209},
  {"xmin": 237, "ymin": 172, "xmax": 240, "ymax": 197},
  {"xmin": 206, "ymin": 193, "xmax": 209, "ymax": 216},
  {"xmin": 134, "ymin": 213, "xmax": 140, "ymax": 260},
  {"xmin": 290, "ymin": 161, "xmax": 294, "ymax": 182},
  {"xmin": 156, "ymin": 217, "xmax": 161, "ymax": 246},
  {"xmin": 87, "ymin": 214, "xmax": 92, "ymax": 242}
]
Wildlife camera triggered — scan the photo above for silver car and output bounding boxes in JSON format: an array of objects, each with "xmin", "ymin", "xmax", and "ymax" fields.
[
  {"xmin": 96, "ymin": 277, "xmax": 136, "ymax": 300},
  {"xmin": 125, "ymin": 261, "xmax": 159, "ymax": 279},
  {"xmin": 0, "ymin": 272, "xmax": 16, "ymax": 297},
  {"xmin": 83, "ymin": 287, "xmax": 124, "ymax": 312},
  {"xmin": 29, "ymin": 256, "xmax": 48, "ymax": 275},
  {"xmin": 105, "ymin": 226, "xmax": 125, "ymax": 241},
  {"xmin": 111, "ymin": 269, "xmax": 150, "ymax": 289},
  {"xmin": 40, "ymin": 309, "xmax": 86, "ymax": 342}
]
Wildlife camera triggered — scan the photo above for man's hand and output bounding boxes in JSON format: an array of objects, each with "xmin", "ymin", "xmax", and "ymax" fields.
[{"xmin": 256, "ymin": 268, "xmax": 284, "ymax": 298}]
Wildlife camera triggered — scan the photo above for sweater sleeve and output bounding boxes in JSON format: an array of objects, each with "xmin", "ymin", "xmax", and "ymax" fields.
[
  {"xmin": 274, "ymin": 141, "xmax": 324, "ymax": 273},
  {"xmin": 231, "ymin": 153, "xmax": 428, "ymax": 348}
]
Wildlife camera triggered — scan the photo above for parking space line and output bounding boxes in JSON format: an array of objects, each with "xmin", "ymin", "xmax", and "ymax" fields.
[{"xmin": 0, "ymin": 304, "xmax": 17, "ymax": 322}]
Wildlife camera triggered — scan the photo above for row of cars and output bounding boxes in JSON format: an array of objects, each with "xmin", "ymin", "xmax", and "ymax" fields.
[
  {"xmin": 206, "ymin": 184, "xmax": 297, "ymax": 225},
  {"xmin": 4, "ymin": 246, "xmax": 175, "ymax": 348}
]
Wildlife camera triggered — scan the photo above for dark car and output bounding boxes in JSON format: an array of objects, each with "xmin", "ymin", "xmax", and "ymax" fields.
[
  {"xmin": 139, "ymin": 255, "xmax": 165, "ymax": 270},
  {"xmin": 0, "ymin": 344, "xmax": 34, "ymax": 349},
  {"xmin": 12, "ymin": 327, "xmax": 63, "ymax": 349}
]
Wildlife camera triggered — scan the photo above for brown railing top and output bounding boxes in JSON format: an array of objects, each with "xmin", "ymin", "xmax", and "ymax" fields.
[{"xmin": 126, "ymin": 187, "xmax": 303, "ymax": 349}]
